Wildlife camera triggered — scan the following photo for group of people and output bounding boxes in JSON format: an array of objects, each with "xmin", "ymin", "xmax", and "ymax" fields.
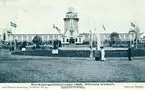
[
  {"xmin": 98, "ymin": 45, "xmax": 133, "ymax": 61},
  {"xmin": 9, "ymin": 42, "xmax": 15, "ymax": 52}
]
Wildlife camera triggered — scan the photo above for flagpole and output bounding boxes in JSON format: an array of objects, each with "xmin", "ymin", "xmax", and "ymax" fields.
[
  {"xmin": 14, "ymin": 26, "xmax": 16, "ymax": 50},
  {"xmin": 89, "ymin": 30, "xmax": 93, "ymax": 59},
  {"xmin": 136, "ymin": 38, "xmax": 137, "ymax": 49},
  {"xmin": 14, "ymin": 8, "xmax": 20, "ymax": 51},
  {"xmin": 10, "ymin": 22, "xmax": 17, "ymax": 51},
  {"xmin": 102, "ymin": 24, "xmax": 106, "ymax": 47},
  {"xmin": 9, "ymin": 22, "xmax": 12, "ymax": 42},
  {"xmin": 131, "ymin": 22, "xmax": 138, "ymax": 49},
  {"xmin": 97, "ymin": 32, "xmax": 100, "ymax": 50}
]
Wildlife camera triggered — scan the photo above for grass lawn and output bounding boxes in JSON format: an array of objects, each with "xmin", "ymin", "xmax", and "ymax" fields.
[
  {"xmin": 0, "ymin": 58, "xmax": 145, "ymax": 82},
  {"xmin": 0, "ymin": 49, "xmax": 145, "ymax": 82}
]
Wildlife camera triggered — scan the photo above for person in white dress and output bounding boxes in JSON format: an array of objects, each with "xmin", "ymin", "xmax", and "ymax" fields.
[{"xmin": 100, "ymin": 46, "xmax": 106, "ymax": 61}]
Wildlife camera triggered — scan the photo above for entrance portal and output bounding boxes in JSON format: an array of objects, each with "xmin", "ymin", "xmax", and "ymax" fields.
[{"xmin": 69, "ymin": 37, "xmax": 75, "ymax": 44}]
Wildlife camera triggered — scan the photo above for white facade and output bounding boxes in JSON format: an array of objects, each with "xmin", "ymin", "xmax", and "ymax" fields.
[
  {"xmin": 0, "ymin": 31, "xmax": 129, "ymax": 43},
  {"xmin": 0, "ymin": 7, "xmax": 130, "ymax": 43},
  {"xmin": 62, "ymin": 7, "xmax": 82, "ymax": 44}
]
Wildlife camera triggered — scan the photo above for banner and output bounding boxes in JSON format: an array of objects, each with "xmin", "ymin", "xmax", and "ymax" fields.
[
  {"xmin": 52, "ymin": 49, "xmax": 59, "ymax": 54},
  {"xmin": 53, "ymin": 24, "xmax": 61, "ymax": 33},
  {"xmin": 10, "ymin": 22, "xmax": 17, "ymax": 28},
  {"xmin": 7, "ymin": 31, "xmax": 12, "ymax": 34},
  {"xmin": 102, "ymin": 24, "xmax": 106, "ymax": 31},
  {"xmin": 131, "ymin": 22, "xmax": 135, "ymax": 27}
]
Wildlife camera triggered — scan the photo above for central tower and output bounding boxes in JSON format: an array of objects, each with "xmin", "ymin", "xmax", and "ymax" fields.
[{"xmin": 63, "ymin": 7, "xmax": 80, "ymax": 44}]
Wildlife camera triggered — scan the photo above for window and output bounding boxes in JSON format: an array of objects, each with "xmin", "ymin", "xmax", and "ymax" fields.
[
  {"xmin": 28, "ymin": 36, "xmax": 32, "ymax": 41},
  {"xmin": 63, "ymin": 38, "xmax": 65, "ymax": 42},
  {"xmin": 76, "ymin": 38, "xmax": 77, "ymax": 42},
  {"xmin": 67, "ymin": 39, "xmax": 69, "ymax": 42},
  {"xmin": 104, "ymin": 35, "xmax": 106, "ymax": 39},
  {"xmin": 71, "ymin": 32, "xmax": 73, "ymax": 36},
  {"xmin": 124, "ymin": 35, "xmax": 126, "ymax": 39},
  {"xmin": 41, "ymin": 36, "xmax": 44, "ymax": 40},
  {"xmin": 40, "ymin": 36, "xmax": 42, "ymax": 40},
  {"xmin": 79, "ymin": 38, "xmax": 81, "ymax": 42},
  {"xmin": 44, "ymin": 36, "xmax": 47, "ymax": 41},
  {"xmin": 15, "ymin": 36, "xmax": 18, "ymax": 40},
  {"xmin": 54, "ymin": 34, "xmax": 58, "ymax": 39},
  {"xmin": 18, "ymin": 36, "xmax": 21, "ymax": 41},
  {"xmin": 119, "ymin": 35, "xmax": 121, "ymax": 39},
  {"xmin": 32, "ymin": 36, "xmax": 34, "ymax": 40},
  {"xmin": 21, "ymin": 36, "xmax": 23, "ymax": 41},
  {"xmin": 3, "ymin": 33, "xmax": 6, "ymax": 40},
  {"xmin": 85, "ymin": 35, "xmax": 89, "ymax": 40},
  {"xmin": 49, "ymin": 35, "xmax": 53, "ymax": 40},
  {"xmin": 24, "ymin": 36, "xmax": 27, "ymax": 41}
]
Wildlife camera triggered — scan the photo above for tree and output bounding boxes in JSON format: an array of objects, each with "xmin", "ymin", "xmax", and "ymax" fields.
[
  {"xmin": 58, "ymin": 40, "xmax": 62, "ymax": 47},
  {"xmin": 109, "ymin": 32, "xmax": 120, "ymax": 46},
  {"xmin": 53, "ymin": 39, "xmax": 62, "ymax": 49},
  {"xmin": 22, "ymin": 41, "xmax": 27, "ymax": 48},
  {"xmin": 32, "ymin": 35, "xmax": 42, "ymax": 48},
  {"xmin": 53, "ymin": 39, "xmax": 59, "ymax": 49}
]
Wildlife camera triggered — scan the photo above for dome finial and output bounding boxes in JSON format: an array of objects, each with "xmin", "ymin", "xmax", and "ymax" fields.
[{"xmin": 68, "ymin": 7, "xmax": 75, "ymax": 13}]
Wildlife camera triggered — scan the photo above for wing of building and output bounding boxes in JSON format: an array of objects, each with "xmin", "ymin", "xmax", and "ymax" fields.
[{"xmin": 0, "ymin": 7, "xmax": 130, "ymax": 43}]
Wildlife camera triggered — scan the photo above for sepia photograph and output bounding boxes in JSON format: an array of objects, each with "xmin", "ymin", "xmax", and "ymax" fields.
[{"xmin": 0, "ymin": 0, "xmax": 145, "ymax": 84}]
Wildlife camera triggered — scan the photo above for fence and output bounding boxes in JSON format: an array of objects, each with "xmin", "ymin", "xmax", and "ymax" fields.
[{"xmin": 12, "ymin": 49, "xmax": 145, "ymax": 57}]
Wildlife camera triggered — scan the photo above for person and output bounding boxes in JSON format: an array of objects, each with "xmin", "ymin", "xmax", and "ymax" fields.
[
  {"xmin": 11, "ymin": 41, "xmax": 15, "ymax": 51},
  {"xmin": 53, "ymin": 39, "xmax": 59, "ymax": 49},
  {"xmin": 100, "ymin": 46, "xmax": 105, "ymax": 61},
  {"xmin": 9, "ymin": 42, "xmax": 12, "ymax": 52},
  {"xmin": 127, "ymin": 46, "xmax": 132, "ymax": 61},
  {"xmin": 32, "ymin": 44, "xmax": 36, "ymax": 50}
]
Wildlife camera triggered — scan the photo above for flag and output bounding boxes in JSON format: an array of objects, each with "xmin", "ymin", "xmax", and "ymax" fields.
[
  {"xmin": 10, "ymin": 22, "xmax": 17, "ymax": 28},
  {"xmin": 53, "ymin": 24, "xmax": 59, "ymax": 30},
  {"xmin": 140, "ymin": 32, "xmax": 144, "ymax": 35},
  {"xmin": 7, "ymin": 31, "xmax": 12, "ymax": 34},
  {"xmin": 102, "ymin": 24, "xmax": 106, "ymax": 31},
  {"xmin": 89, "ymin": 30, "xmax": 92, "ymax": 33},
  {"xmin": 57, "ymin": 28, "xmax": 61, "ymax": 33},
  {"xmin": 56, "ymin": 27, "xmax": 58, "ymax": 30},
  {"xmin": 53, "ymin": 24, "xmax": 61, "ymax": 33},
  {"xmin": 57, "ymin": 29, "xmax": 60, "ymax": 32},
  {"xmin": 131, "ymin": 22, "xmax": 135, "ymax": 27}
]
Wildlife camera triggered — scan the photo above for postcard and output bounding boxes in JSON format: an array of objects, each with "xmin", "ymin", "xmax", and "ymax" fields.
[{"xmin": 0, "ymin": 0, "xmax": 145, "ymax": 90}]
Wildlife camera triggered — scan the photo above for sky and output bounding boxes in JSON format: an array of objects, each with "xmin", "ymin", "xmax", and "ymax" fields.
[{"xmin": 0, "ymin": 0, "xmax": 145, "ymax": 36}]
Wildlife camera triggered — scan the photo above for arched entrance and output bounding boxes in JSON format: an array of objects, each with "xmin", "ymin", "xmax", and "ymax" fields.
[{"xmin": 69, "ymin": 37, "xmax": 75, "ymax": 44}]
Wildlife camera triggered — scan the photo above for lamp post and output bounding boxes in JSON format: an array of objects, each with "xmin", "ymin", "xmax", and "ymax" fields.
[
  {"xmin": 14, "ymin": 25, "xmax": 17, "ymax": 50},
  {"xmin": 12, "ymin": 9, "xmax": 20, "ymax": 51},
  {"xmin": 89, "ymin": 18, "xmax": 101, "ymax": 50},
  {"xmin": 89, "ymin": 19, "xmax": 96, "ymax": 59},
  {"xmin": 13, "ymin": 7, "xmax": 26, "ymax": 50},
  {"xmin": 128, "ymin": 30, "xmax": 136, "ymax": 48},
  {"xmin": 88, "ymin": 16, "xmax": 102, "ymax": 60},
  {"xmin": 89, "ymin": 30, "xmax": 93, "ymax": 59}
]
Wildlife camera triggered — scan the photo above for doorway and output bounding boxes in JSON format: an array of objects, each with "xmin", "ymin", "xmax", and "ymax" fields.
[{"xmin": 69, "ymin": 37, "xmax": 75, "ymax": 44}]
